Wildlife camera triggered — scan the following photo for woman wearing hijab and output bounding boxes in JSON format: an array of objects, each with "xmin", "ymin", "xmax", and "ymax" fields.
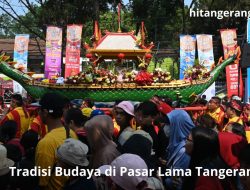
[
  {"xmin": 165, "ymin": 110, "xmax": 195, "ymax": 190},
  {"xmin": 98, "ymin": 154, "xmax": 151, "ymax": 190},
  {"xmin": 84, "ymin": 115, "xmax": 120, "ymax": 169},
  {"xmin": 85, "ymin": 115, "xmax": 120, "ymax": 190}
]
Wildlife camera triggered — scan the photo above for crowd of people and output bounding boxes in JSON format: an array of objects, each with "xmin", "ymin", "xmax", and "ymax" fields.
[{"xmin": 0, "ymin": 92, "xmax": 249, "ymax": 190}]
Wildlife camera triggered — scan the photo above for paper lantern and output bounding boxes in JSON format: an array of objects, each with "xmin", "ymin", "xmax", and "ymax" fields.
[
  {"xmin": 118, "ymin": 53, "xmax": 125, "ymax": 59},
  {"xmin": 145, "ymin": 53, "xmax": 152, "ymax": 59},
  {"xmin": 86, "ymin": 53, "xmax": 93, "ymax": 58}
]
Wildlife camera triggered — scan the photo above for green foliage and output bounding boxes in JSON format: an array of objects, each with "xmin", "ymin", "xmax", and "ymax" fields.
[
  {"xmin": 161, "ymin": 58, "xmax": 179, "ymax": 79},
  {"xmin": 0, "ymin": 0, "xmax": 123, "ymax": 40},
  {"xmin": 128, "ymin": 0, "xmax": 185, "ymax": 44},
  {"xmin": 146, "ymin": 57, "xmax": 178, "ymax": 79},
  {"xmin": 161, "ymin": 58, "xmax": 173, "ymax": 72},
  {"xmin": 0, "ymin": 0, "xmax": 248, "ymax": 51},
  {"xmin": 12, "ymin": 7, "xmax": 43, "ymax": 38},
  {"xmin": 99, "ymin": 11, "xmax": 135, "ymax": 33},
  {"xmin": 155, "ymin": 61, "xmax": 161, "ymax": 69},
  {"xmin": 189, "ymin": 0, "xmax": 250, "ymax": 35},
  {"xmin": 0, "ymin": 14, "xmax": 16, "ymax": 38},
  {"xmin": 147, "ymin": 60, "xmax": 155, "ymax": 73}
]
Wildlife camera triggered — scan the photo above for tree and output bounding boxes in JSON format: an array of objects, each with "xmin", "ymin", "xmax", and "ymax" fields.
[
  {"xmin": 0, "ymin": 0, "xmax": 121, "ymax": 40},
  {"xmin": 1, "ymin": 0, "xmax": 248, "ymax": 51},
  {"xmin": 0, "ymin": 0, "xmax": 127, "ymax": 58},
  {"xmin": 0, "ymin": 14, "xmax": 17, "ymax": 38},
  {"xmin": 188, "ymin": 0, "xmax": 250, "ymax": 35},
  {"xmin": 128, "ymin": 0, "xmax": 190, "ymax": 46}
]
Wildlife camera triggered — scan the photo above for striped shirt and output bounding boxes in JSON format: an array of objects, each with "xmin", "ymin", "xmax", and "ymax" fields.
[
  {"xmin": 0, "ymin": 107, "xmax": 30, "ymax": 138},
  {"xmin": 29, "ymin": 115, "xmax": 48, "ymax": 139}
]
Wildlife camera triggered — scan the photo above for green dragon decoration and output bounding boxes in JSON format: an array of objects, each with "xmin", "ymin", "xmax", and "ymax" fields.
[{"xmin": 0, "ymin": 54, "xmax": 236, "ymax": 103}]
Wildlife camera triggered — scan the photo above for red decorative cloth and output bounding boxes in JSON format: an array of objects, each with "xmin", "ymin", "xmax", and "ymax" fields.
[{"xmin": 157, "ymin": 102, "xmax": 173, "ymax": 115}]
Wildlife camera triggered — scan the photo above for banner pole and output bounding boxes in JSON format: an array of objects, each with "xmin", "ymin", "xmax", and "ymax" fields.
[
  {"xmin": 247, "ymin": 19, "xmax": 250, "ymax": 102},
  {"xmin": 238, "ymin": 30, "xmax": 247, "ymax": 97}
]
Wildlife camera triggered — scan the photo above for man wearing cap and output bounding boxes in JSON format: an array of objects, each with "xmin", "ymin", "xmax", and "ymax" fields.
[
  {"xmin": 90, "ymin": 109, "xmax": 105, "ymax": 118},
  {"xmin": 223, "ymin": 100, "xmax": 243, "ymax": 131},
  {"xmin": 0, "ymin": 144, "xmax": 15, "ymax": 189},
  {"xmin": 35, "ymin": 93, "xmax": 77, "ymax": 190},
  {"xmin": 231, "ymin": 95, "xmax": 242, "ymax": 101},
  {"xmin": 114, "ymin": 101, "xmax": 135, "ymax": 145},
  {"xmin": 206, "ymin": 96, "xmax": 225, "ymax": 131},
  {"xmin": 56, "ymin": 138, "xmax": 96, "ymax": 190}
]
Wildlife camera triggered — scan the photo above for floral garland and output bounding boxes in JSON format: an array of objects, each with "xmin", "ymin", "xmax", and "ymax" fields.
[
  {"xmin": 41, "ymin": 67, "xmax": 173, "ymax": 86},
  {"xmin": 184, "ymin": 65, "xmax": 210, "ymax": 80},
  {"xmin": 152, "ymin": 68, "xmax": 171, "ymax": 83}
]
